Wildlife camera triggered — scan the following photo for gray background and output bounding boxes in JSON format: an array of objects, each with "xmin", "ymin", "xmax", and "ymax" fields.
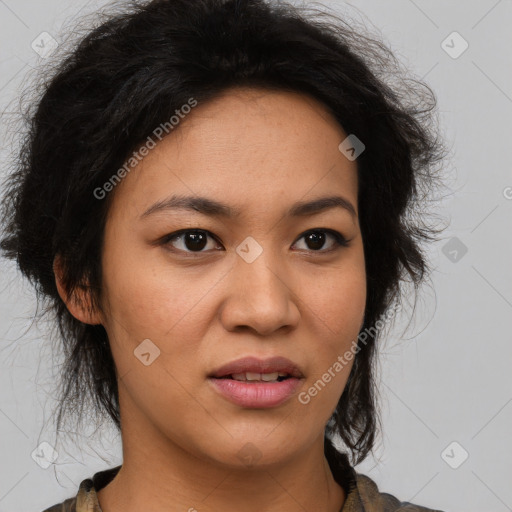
[{"xmin": 1, "ymin": 1, "xmax": 511, "ymax": 511}]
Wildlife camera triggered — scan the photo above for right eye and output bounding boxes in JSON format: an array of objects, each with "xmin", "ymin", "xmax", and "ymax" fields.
[{"xmin": 161, "ymin": 229, "xmax": 223, "ymax": 254}]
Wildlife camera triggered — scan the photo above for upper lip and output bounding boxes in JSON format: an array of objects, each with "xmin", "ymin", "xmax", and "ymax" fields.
[{"xmin": 209, "ymin": 356, "xmax": 304, "ymax": 379}]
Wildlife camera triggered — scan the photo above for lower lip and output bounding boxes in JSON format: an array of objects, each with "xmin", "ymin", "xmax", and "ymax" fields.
[{"xmin": 209, "ymin": 377, "xmax": 303, "ymax": 408}]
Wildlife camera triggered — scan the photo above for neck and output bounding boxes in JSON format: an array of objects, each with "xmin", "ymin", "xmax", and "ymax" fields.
[{"xmin": 97, "ymin": 410, "xmax": 346, "ymax": 512}]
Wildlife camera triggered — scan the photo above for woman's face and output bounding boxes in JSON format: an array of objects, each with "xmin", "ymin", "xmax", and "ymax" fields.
[{"xmin": 95, "ymin": 87, "xmax": 366, "ymax": 467}]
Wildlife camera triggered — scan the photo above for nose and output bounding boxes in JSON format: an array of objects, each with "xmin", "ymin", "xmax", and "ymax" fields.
[{"xmin": 219, "ymin": 251, "xmax": 300, "ymax": 336}]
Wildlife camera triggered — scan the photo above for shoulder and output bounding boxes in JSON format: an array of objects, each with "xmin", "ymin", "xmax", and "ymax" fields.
[
  {"xmin": 353, "ymin": 473, "xmax": 445, "ymax": 512},
  {"xmin": 40, "ymin": 475, "xmax": 96, "ymax": 512},
  {"xmin": 40, "ymin": 465, "xmax": 119, "ymax": 512},
  {"xmin": 40, "ymin": 496, "xmax": 77, "ymax": 512}
]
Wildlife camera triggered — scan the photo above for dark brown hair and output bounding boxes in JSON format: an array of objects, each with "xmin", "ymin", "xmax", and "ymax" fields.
[{"xmin": 0, "ymin": 0, "xmax": 448, "ymax": 465}]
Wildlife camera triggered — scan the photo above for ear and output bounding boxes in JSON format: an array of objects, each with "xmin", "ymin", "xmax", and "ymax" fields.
[{"xmin": 53, "ymin": 254, "xmax": 103, "ymax": 325}]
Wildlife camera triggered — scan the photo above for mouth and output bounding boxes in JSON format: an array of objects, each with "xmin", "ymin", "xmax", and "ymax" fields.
[
  {"xmin": 209, "ymin": 355, "xmax": 304, "ymax": 380},
  {"xmin": 216, "ymin": 372, "xmax": 292, "ymax": 383},
  {"xmin": 208, "ymin": 356, "xmax": 305, "ymax": 408}
]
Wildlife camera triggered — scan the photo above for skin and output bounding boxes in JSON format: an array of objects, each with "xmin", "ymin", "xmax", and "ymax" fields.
[{"xmin": 55, "ymin": 87, "xmax": 366, "ymax": 512}]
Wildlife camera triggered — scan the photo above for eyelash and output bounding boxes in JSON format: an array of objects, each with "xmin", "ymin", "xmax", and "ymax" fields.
[{"xmin": 160, "ymin": 228, "xmax": 350, "ymax": 255}]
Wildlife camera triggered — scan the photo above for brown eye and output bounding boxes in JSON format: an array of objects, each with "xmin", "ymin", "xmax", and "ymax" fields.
[
  {"xmin": 161, "ymin": 228, "xmax": 349, "ymax": 256},
  {"xmin": 293, "ymin": 229, "xmax": 349, "ymax": 252},
  {"xmin": 305, "ymin": 231, "xmax": 326, "ymax": 250},
  {"xmin": 163, "ymin": 229, "xmax": 220, "ymax": 253}
]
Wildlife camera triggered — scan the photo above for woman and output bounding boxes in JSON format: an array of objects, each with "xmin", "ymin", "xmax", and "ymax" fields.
[{"xmin": 0, "ymin": 0, "xmax": 448, "ymax": 510}]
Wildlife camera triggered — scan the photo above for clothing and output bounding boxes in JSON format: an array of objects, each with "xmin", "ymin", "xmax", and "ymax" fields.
[{"xmin": 41, "ymin": 439, "xmax": 444, "ymax": 512}]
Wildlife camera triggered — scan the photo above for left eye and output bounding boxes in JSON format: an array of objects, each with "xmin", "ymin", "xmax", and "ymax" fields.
[
  {"xmin": 292, "ymin": 229, "xmax": 349, "ymax": 252},
  {"xmin": 161, "ymin": 229, "xmax": 349, "ymax": 254}
]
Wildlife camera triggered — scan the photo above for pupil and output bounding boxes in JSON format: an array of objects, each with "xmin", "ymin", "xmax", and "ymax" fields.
[
  {"xmin": 182, "ymin": 231, "xmax": 327, "ymax": 252},
  {"xmin": 185, "ymin": 231, "xmax": 207, "ymax": 251},
  {"xmin": 306, "ymin": 231, "xmax": 325, "ymax": 250}
]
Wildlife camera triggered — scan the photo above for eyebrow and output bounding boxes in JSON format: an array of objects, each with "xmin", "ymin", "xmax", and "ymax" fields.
[{"xmin": 140, "ymin": 194, "xmax": 357, "ymax": 220}]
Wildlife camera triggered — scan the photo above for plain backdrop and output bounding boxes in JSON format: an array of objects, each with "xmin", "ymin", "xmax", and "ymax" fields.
[{"xmin": 0, "ymin": 1, "xmax": 511, "ymax": 511}]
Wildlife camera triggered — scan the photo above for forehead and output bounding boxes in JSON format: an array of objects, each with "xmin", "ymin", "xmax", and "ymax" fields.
[{"xmin": 109, "ymin": 87, "xmax": 359, "ymax": 219}]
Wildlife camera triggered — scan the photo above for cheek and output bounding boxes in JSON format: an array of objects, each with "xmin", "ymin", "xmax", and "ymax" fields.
[
  {"xmin": 99, "ymin": 255, "xmax": 210, "ymax": 419},
  {"xmin": 299, "ymin": 259, "xmax": 366, "ymax": 344},
  {"xmin": 296, "ymin": 256, "xmax": 365, "ymax": 400},
  {"xmin": 101, "ymin": 239, "xmax": 219, "ymax": 339}
]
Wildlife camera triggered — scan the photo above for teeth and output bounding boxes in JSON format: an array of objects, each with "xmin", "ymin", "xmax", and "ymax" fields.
[{"xmin": 231, "ymin": 372, "xmax": 289, "ymax": 382}]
